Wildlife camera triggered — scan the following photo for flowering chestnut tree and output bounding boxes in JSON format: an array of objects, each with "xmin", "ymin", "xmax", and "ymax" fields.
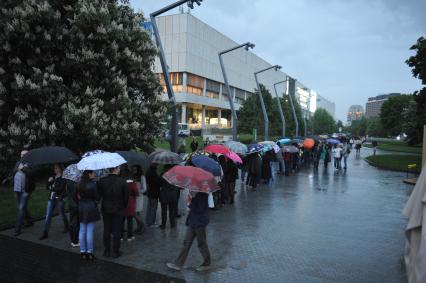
[{"xmin": 0, "ymin": 0, "xmax": 166, "ymax": 174}]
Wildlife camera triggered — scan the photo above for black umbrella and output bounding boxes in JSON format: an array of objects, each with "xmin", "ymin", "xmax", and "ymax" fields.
[
  {"xmin": 116, "ymin": 151, "xmax": 149, "ymax": 169},
  {"xmin": 21, "ymin": 146, "xmax": 79, "ymax": 166}
]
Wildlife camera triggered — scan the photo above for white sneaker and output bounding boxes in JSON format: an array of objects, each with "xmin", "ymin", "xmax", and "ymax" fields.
[
  {"xmin": 71, "ymin": 242, "xmax": 80, "ymax": 248},
  {"xmin": 167, "ymin": 262, "xmax": 182, "ymax": 271},
  {"xmin": 127, "ymin": 236, "xmax": 135, "ymax": 242}
]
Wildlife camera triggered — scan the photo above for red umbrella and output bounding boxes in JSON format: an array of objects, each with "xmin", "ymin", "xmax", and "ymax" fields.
[
  {"xmin": 162, "ymin": 165, "xmax": 220, "ymax": 193},
  {"xmin": 225, "ymin": 151, "xmax": 243, "ymax": 164},
  {"xmin": 204, "ymin": 144, "xmax": 230, "ymax": 155}
]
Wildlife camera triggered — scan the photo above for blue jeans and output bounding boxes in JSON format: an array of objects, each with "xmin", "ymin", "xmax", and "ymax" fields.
[
  {"xmin": 79, "ymin": 222, "xmax": 95, "ymax": 253},
  {"xmin": 43, "ymin": 198, "xmax": 68, "ymax": 233},
  {"xmin": 15, "ymin": 192, "xmax": 31, "ymax": 233},
  {"xmin": 343, "ymin": 156, "xmax": 348, "ymax": 169},
  {"xmin": 269, "ymin": 162, "xmax": 275, "ymax": 185},
  {"xmin": 241, "ymin": 168, "xmax": 247, "ymax": 182}
]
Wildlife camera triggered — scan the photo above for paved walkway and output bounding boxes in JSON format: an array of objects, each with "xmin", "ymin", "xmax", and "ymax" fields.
[{"xmin": 1, "ymin": 147, "xmax": 410, "ymax": 283}]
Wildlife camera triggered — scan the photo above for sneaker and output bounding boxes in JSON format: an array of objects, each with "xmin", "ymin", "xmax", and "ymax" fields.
[
  {"xmin": 127, "ymin": 236, "xmax": 135, "ymax": 242},
  {"xmin": 196, "ymin": 263, "xmax": 211, "ymax": 272},
  {"xmin": 86, "ymin": 253, "xmax": 95, "ymax": 261},
  {"xmin": 71, "ymin": 242, "xmax": 80, "ymax": 248},
  {"xmin": 166, "ymin": 262, "xmax": 182, "ymax": 271}
]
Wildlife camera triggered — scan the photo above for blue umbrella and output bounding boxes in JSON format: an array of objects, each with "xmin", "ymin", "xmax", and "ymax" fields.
[
  {"xmin": 63, "ymin": 164, "xmax": 82, "ymax": 182},
  {"xmin": 191, "ymin": 155, "xmax": 222, "ymax": 176},
  {"xmin": 326, "ymin": 138, "xmax": 341, "ymax": 145},
  {"xmin": 247, "ymin": 143, "xmax": 264, "ymax": 154}
]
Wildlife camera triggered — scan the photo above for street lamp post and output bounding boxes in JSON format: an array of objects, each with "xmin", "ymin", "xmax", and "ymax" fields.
[
  {"xmin": 273, "ymin": 79, "xmax": 289, "ymax": 138},
  {"xmin": 219, "ymin": 42, "xmax": 255, "ymax": 141},
  {"xmin": 150, "ymin": 0, "xmax": 203, "ymax": 152},
  {"xmin": 287, "ymin": 76, "xmax": 299, "ymax": 137},
  {"xmin": 254, "ymin": 65, "xmax": 282, "ymax": 140}
]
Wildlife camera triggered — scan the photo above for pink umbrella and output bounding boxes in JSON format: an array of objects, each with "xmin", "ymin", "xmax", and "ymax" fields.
[
  {"xmin": 162, "ymin": 165, "xmax": 220, "ymax": 193},
  {"xmin": 204, "ymin": 144, "xmax": 230, "ymax": 155},
  {"xmin": 225, "ymin": 151, "xmax": 243, "ymax": 164}
]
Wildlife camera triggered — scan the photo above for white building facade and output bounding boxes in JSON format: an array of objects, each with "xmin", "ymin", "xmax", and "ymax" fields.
[{"xmin": 147, "ymin": 13, "xmax": 330, "ymax": 130}]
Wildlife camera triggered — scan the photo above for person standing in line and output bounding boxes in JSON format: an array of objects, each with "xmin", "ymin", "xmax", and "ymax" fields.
[
  {"xmin": 121, "ymin": 166, "xmax": 138, "ymax": 241},
  {"xmin": 349, "ymin": 138, "xmax": 354, "ymax": 148},
  {"xmin": 323, "ymin": 144, "xmax": 331, "ymax": 169},
  {"xmin": 261, "ymin": 150, "xmax": 273, "ymax": 185},
  {"xmin": 98, "ymin": 166, "xmax": 129, "ymax": 259},
  {"xmin": 77, "ymin": 170, "xmax": 101, "ymax": 260},
  {"xmin": 313, "ymin": 143, "xmax": 321, "ymax": 170},
  {"xmin": 332, "ymin": 144, "xmax": 342, "ymax": 170},
  {"xmin": 276, "ymin": 146, "xmax": 285, "ymax": 175},
  {"xmin": 248, "ymin": 152, "xmax": 262, "ymax": 190},
  {"xmin": 342, "ymin": 142, "xmax": 351, "ymax": 170},
  {"xmin": 159, "ymin": 165, "xmax": 180, "ymax": 229},
  {"xmin": 40, "ymin": 164, "xmax": 68, "ymax": 240},
  {"xmin": 145, "ymin": 164, "xmax": 161, "ymax": 227},
  {"xmin": 239, "ymin": 154, "xmax": 248, "ymax": 185},
  {"xmin": 190, "ymin": 137, "xmax": 199, "ymax": 152},
  {"xmin": 66, "ymin": 178, "xmax": 80, "ymax": 247},
  {"xmin": 167, "ymin": 192, "xmax": 211, "ymax": 272},
  {"xmin": 222, "ymin": 158, "xmax": 238, "ymax": 204},
  {"xmin": 133, "ymin": 165, "xmax": 146, "ymax": 234},
  {"xmin": 13, "ymin": 163, "xmax": 35, "ymax": 236},
  {"xmin": 284, "ymin": 151, "xmax": 292, "ymax": 176}
]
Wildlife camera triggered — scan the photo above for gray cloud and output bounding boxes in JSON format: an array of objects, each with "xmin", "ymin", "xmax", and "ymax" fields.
[{"xmin": 132, "ymin": 0, "xmax": 425, "ymax": 121}]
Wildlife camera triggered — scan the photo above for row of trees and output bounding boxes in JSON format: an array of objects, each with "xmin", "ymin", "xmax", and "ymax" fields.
[{"xmin": 0, "ymin": 0, "xmax": 167, "ymax": 176}]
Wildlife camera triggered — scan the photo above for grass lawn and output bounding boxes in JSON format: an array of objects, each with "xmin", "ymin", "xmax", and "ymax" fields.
[
  {"xmin": 0, "ymin": 185, "xmax": 47, "ymax": 229},
  {"xmin": 365, "ymin": 154, "xmax": 422, "ymax": 173},
  {"xmin": 365, "ymin": 140, "xmax": 422, "ymax": 154}
]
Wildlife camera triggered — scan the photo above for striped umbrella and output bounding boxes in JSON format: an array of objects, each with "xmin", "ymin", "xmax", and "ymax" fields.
[{"xmin": 149, "ymin": 151, "xmax": 183, "ymax": 165}]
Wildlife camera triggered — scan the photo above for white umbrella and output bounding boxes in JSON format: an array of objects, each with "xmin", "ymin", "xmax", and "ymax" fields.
[{"xmin": 77, "ymin": 152, "xmax": 126, "ymax": 170}]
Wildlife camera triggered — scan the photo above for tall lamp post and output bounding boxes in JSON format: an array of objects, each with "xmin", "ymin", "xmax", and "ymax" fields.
[
  {"xmin": 219, "ymin": 42, "xmax": 255, "ymax": 141},
  {"xmin": 150, "ymin": 0, "xmax": 203, "ymax": 152},
  {"xmin": 254, "ymin": 65, "xmax": 282, "ymax": 140},
  {"xmin": 287, "ymin": 76, "xmax": 299, "ymax": 137},
  {"xmin": 273, "ymin": 79, "xmax": 289, "ymax": 138}
]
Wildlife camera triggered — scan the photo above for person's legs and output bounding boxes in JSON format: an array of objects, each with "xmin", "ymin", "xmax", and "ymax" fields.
[
  {"xmin": 169, "ymin": 202, "xmax": 177, "ymax": 227},
  {"xmin": 146, "ymin": 198, "xmax": 158, "ymax": 226},
  {"xmin": 86, "ymin": 222, "xmax": 95, "ymax": 254},
  {"xmin": 69, "ymin": 207, "xmax": 79, "ymax": 244},
  {"xmin": 127, "ymin": 216, "xmax": 134, "ymax": 238},
  {"xmin": 241, "ymin": 168, "xmax": 246, "ymax": 182},
  {"xmin": 14, "ymin": 192, "xmax": 29, "ymax": 234},
  {"xmin": 160, "ymin": 202, "xmax": 168, "ymax": 227},
  {"xmin": 229, "ymin": 183, "xmax": 235, "ymax": 204},
  {"xmin": 43, "ymin": 199, "xmax": 56, "ymax": 234},
  {"xmin": 79, "ymin": 222, "xmax": 87, "ymax": 253},
  {"xmin": 111, "ymin": 214, "xmax": 123, "ymax": 256},
  {"xmin": 195, "ymin": 227, "xmax": 211, "ymax": 265},
  {"xmin": 344, "ymin": 156, "xmax": 348, "ymax": 169},
  {"xmin": 57, "ymin": 200, "xmax": 69, "ymax": 231},
  {"xmin": 174, "ymin": 226, "xmax": 196, "ymax": 267},
  {"xmin": 102, "ymin": 213, "xmax": 112, "ymax": 255}
]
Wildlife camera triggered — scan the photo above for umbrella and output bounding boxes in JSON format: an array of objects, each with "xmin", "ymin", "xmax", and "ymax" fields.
[
  {"xmin": 282, "ymin": 145, "xmax": 299, "ymax": 153},
  {"xmin": 224, "ymin": 141, "xmax": 248, "ymax": 155},
  {"xmin": 204, "ymin": 144, "xmax": 230, "ymax": 155},
  {"xmin": 21, "ymin": 146, "xmax": 79, "ymax": 166},
  {"xmin": 225, "ymin": 151, "xmax": 243, "ymax": 164},
  {"xmin": 259, "ymin": 142, "xmax": 280, "ymax": 153},
  {"xmin": 191, "ymin": 155, "xmax": 222, "ymax": 176},
  {"xmin": 116, "ymin": 151, "xmax": 149, "ymax": 169},
  {"xmin": 162, "ymin": 165, "xmax": 220, "ymax": 193},
  {"xmin": 277, "ymin": 138, "xmax": 291, "ymax": 145},
  {"xmin": 326, "ymin": 139, "xmax": 341, "ymax": 145},
  {"xmin": 77, "ymin": 152, "xmax": 126, "ymax": 170},
  {"xmin": 303, "ymin": 138, "xmax": 315, "ymax": 150},
  {"xmin": 247, "ymin": 143, "xmax": 264, "ymax": 154},
  {"xmin": 318, "ymin": 135, "xmax": 329, "ymax": 140},
  {"xmin": 63, "ymin": 164, "xmax": 82, "ymax": 182},
  {"xmin": 149, "ymin": 151, "xmax": 183, "ymax": 165},
  {"xmin": 82, "ymin": 150, "xmax": 105, "ymax": 158}
]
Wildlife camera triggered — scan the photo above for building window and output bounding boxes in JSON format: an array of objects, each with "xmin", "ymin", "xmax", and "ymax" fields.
[
  {"xmin": 159, "ymin": 72, "xmax": 183, "ymax": 93},
  {"xmin": 187, "ymin": 85, "xmax": 203, "ymax": 96},
  {"xmin": 187, "ymin": 73, "xmax": 204, "ymax": 96},
  {"xmin": 235, "ymin": 88, "xmax": 245, "ymax": 104},
  {"xmin": 206, "ymin": 79, "xmax": 220, "ymax": 100}
]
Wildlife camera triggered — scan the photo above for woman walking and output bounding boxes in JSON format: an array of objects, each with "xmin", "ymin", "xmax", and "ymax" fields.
[
  {"xmin": 40, "ymin": 164, "xmax": 68, "ymax": 240},
  {"xmin": 78, "ymin": 170, "xmax": 101, "ymax": 260}
]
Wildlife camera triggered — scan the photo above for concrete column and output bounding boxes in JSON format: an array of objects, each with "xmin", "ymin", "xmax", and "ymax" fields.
[
  {"xmin": 423, "ymin": 125, "xmax": 426, "ymax": 168},
  {"xmin": 218, "ymin": 109, "xmax": 222, "ymax": 128},
  {"xmin": 202, "ymin": 106, "xmax": 206, "ymax": 129},
  {"xmin": 202, "ymin": 78, "xmax": 207, "ymax": 97},
  {"xmin": 219, "ymin": 84, "xmax": 223, "ymax": 100},
  {"xmin": 182, "ymin": 72, "xmax": 187, "ymax": 93},
  {"xmin": 181, "ymin": 103, "xmax": 186, "ymax": 124}
]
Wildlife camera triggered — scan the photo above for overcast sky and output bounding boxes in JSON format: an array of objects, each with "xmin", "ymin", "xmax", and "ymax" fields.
[{"xmin": 130, "ymin": 0, "xmax": 425, "ymax": 121}]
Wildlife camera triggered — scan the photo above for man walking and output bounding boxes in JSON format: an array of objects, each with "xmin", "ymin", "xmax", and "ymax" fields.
[
  {"xmin": 167, "ymin": 192, "xmax": 211, "ymax": 271},
  {"xmin": 98, "ymin": 166, "xmax": 129, "ymax": 258},
  {"xmin": 145, "ymin": 164, "xmax": 161, "ymax": 227}
]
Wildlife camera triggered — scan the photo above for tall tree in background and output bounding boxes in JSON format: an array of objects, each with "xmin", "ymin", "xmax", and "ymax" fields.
[
  {"xmin": 366, "ymin": 117, "xmax": 386, "ymax": 137},
  {"xmin": 0, "ymin": 0, "xmax": 166, "ymax": 175},
  {"xmin": 406, "ymin": 36, "xmax": 426, "ymax": 144},
  {"xmin": 311, "ymin": 108, "xmax": 335, "ymax": 134},
  {"xmin": 380, "ymin": 95, "xmax": 413, "ymax": 136}
]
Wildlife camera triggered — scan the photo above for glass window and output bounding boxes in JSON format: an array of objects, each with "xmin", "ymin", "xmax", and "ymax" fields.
[
  {"xmin": 187, "ymin": 85, "xmax": 202, "ymax": 96},
  {"xmin": 206, "ymin": 79, "xmax": 220, "ymax": 99},
  {"xmin": 187, "ymin": 73, "xmax": 204, "ymax": 88}
]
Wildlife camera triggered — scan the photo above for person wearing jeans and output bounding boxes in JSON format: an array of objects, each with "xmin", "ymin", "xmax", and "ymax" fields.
[
  {"xmin": 13, "ymin": 164, "xmax": 34, "ymax": 236},
  {"xmin": 40, "ymin": 164, "xmax": 68, "ymax": 240},
  {"xmin": 167, "ymin": 192, "xmax": 211, "ymax": 272},
  {"xmin": 78, "ymin": 170, "xmax": 100, "ymax": 260}
]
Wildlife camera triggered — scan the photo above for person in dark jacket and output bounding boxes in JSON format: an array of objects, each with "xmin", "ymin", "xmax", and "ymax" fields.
[
  {"xmin": 167, "ymin": 192, "xmax": 211, "ymax": 271},
  {"xmin": 40, "ymin": 164, "xmax": 68, "ymax": 240},
  {"xmin": 247, "ymin": 153, "xmax": 262, "ymax": 190},
  {"xmin": 190, "ymin": 137, "xmax": 199, "ymax": 152},
  {"xmin": 98, "ymin": 166, "xmax": 129, "ymax": 259},
  {"xmin": 145, "ymin": 164, "xmax": 161, "ymax": 227},
  {"xmin": 261, "ymin": 150, "xmax": 273, "ymax": 185},
  {"xmin": 222, "ymin": 159, "xmax": 238, "ymax": 204},
  {"xmin": 159, "ymin": 164, "xmax": 180, "ymax": 229},
  {"xmin": 78, "ymin": 170, "xmax": 101, "ymax": 260},
  {"xmin": 66, "ymin": 179, "xmax": 80, "ymax": 247}
]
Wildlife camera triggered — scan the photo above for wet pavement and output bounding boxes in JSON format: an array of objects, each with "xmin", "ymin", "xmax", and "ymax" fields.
[{"xmin": 1, "ymin": 147, "xmax": 410, "ymax": 283}]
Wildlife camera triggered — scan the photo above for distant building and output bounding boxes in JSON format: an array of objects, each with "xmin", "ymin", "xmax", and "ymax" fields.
[
  {"xmin": 365, "ymin": 93, "xmax": 401, "ymax": 118},
  {"xmin": 316, "ymin": 94, "xmax": 335, "ymax": 118},
  {"xmin": 347, "ymin": 105, "xmax": 364, "ymax": 125}
]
